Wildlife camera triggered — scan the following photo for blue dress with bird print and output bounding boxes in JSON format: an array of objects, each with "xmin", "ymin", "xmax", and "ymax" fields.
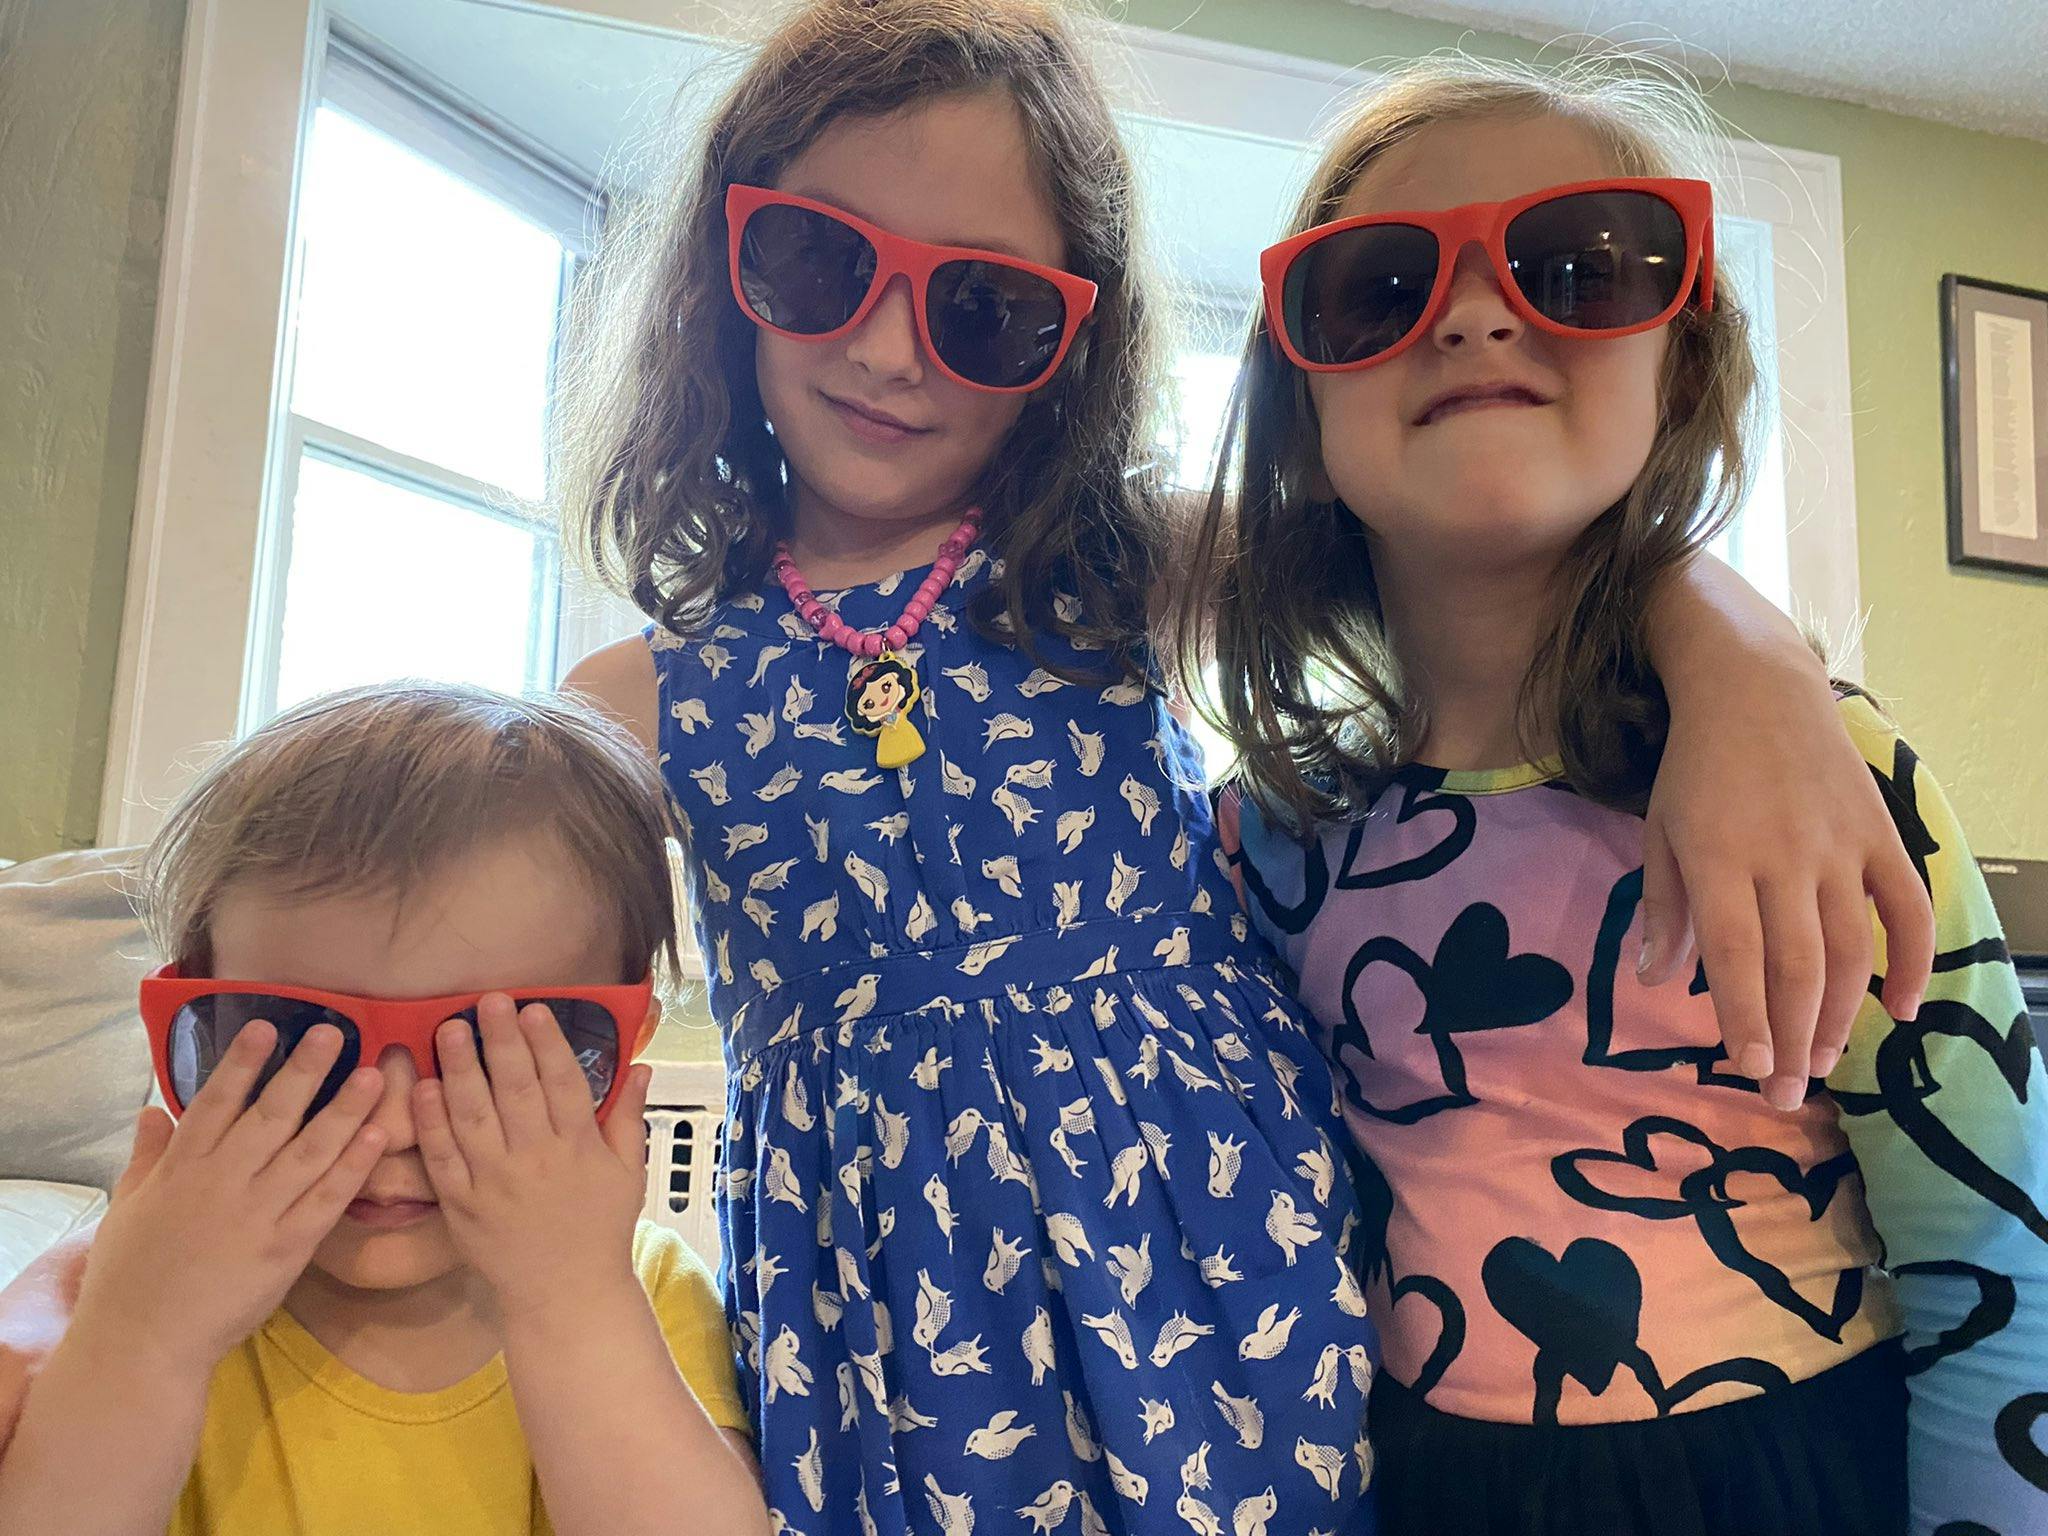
[{"xmin": 648, "ymin": 549, "xmax": 1378, "ymax": 1536}]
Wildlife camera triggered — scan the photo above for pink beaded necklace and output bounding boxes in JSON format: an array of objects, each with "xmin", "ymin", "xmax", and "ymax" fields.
[{"xmin": 770, "ymin": 508, "xmax": 981, "ymax": 770}]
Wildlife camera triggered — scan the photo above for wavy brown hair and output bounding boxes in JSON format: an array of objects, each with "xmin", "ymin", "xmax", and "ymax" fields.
[
  {"xmin": 1179, "ymin": 54, "xmax": 1759, "ymax": 833},
  {"xmin": 554, "ymin": 0, "xmax": 1168, "ymax": 679}
]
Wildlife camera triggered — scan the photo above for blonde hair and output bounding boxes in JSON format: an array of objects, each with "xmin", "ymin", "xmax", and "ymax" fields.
[
  {"xmin": 553, "ymin": 0, "xmax": 1169, "ymax": 679},
  {"xmin": 141, "ymin": 682, "xmax": 679, "ymax": 982},
  {"xmin": 1181, "ymin": 51, "xmax": 1759, "ymax": 831}
]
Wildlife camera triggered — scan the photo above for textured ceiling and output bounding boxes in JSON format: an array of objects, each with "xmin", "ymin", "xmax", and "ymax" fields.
[{"xmin": 1345, "ymin": 0, "xmax": 2048, "ymax": 142}]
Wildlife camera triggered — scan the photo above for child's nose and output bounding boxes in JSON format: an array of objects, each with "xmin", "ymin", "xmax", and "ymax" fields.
[
  {"xmin": 1430, "ymin": 242, "xmax": 1523, "ymax": 355},
  {"xmin": 843, "ymin": 273, "xmax": 926, "ymax": 384},
  {"xmin": 365, "ymin": 1043, "xmax": 421, "ymax": 1151}
]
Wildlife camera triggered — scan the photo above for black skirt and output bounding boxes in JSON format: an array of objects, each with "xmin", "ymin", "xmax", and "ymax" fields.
[{"xmin": 1368, "ymin": 1339, "xmax": 1908, "ymax": 1536}]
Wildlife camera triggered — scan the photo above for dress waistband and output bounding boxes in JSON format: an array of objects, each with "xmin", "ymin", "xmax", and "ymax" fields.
[{"xmin": 724, "ymin": 911, "xmax": 1257, "ymax": 1062}]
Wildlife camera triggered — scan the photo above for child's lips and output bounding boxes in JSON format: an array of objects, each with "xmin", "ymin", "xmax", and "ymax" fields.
[{"xmin": 344, "ymin": 1196, "xmax": 439, "ymax": 1229}]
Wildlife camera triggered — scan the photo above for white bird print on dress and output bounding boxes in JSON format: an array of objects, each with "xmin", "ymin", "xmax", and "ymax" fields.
[
  {"xmin": 1017, "ymin": 667, "xmax": 1068, "ymax": 697},
  {"xmin": 794, "ymin": 719, "xmax": 847, "ymax": 746},
  {"xmin": 922, "ymin": 1174, "xmax": 958, "ymax": 1251},
  {"xmin": 980, "ymin": 854, "xmax": 1023, "ymax": 897},
  {"xmin": 1055, "ymin": 807, "xmax": 1095, "ymax": 854},
  {"xmin": 739, "ymin": 711, "xmax": 776, "ymax": 757},
  {"xmin": 866, "ymin": 811, "xmax": 910, "ymax": 845},
  {"xmin": 1265, "ymin": 1189, "xmax": 1321, "ymax": 1265},
  {"xmin": 1149, "ymin": 1310, "xmax": 1216, "ymax": 1368},
  {"xmin": 812, "ymin": 1282, "xmax": 844, "ymax": 1333},
  {"xmin": 1099, "ymin": 678, "xmax": 1147, "ymax": 706},
  {"xmin": 1105, "ymin": 851, "xmax": 1142, "ymax": 914},
  {"xmin": 1207, "ymin": 1132, "xmax": 1246, "ymax": 1199},
  {"xmin": 1232, "ymin": 1487, "xmax": 1279, "ymax": 1536},
  {"xmin": 1346, "ymin": 1343, "xmax": 1374, "ymax": 1395},
  {"xmin": 1052, "ymin": 879, "xmax": 1083, "ymax": 931},
  {"xmin": 689, "ymin": 761, "xmax": 730, "ymax": 805},
  {"xmin": 820, "ymin": 767, "xmax": 883, "ymax": 794},
  {"xmin": 1304, "ymin": 1345, "xmax": 1343, "ymax": 1409},
  {"xmin": 764, "ymin": 1146, "xmax": 808, "ymax": 1213},
  {"xmin": 1076, "ymin": 945, "xmax": 1120, "ymax": 978},
  {"xmin": 964, "ymin": 1410, "xmax": 1037, "ymax": 1460},
  {"xmin": 1238, "ymin": 1303, "xmax": 1302, "ymax": 1361},
  {"xmin": 750, "ymin": 857, "xmax": 800, "ymax": 893},
  {"xmin": 722, "ymin": 824, "xmax": 770, "ymax": 858},
  {"xmin": 756, "ymin": 765, "xmax": 803, "ymax": 801},
  {"xmin": 741, "ymin": 895, "xmax": 778, "ymax": 937},
  {"xmin": 1119, "ymin": 774, "xmax": 1161, "ymax": 834},
  {"xmin": 991, "ymin": 783, "xmax": 1040, "ymax": 836},
  {"xmin": 834, "ymin": 1243, "xmax": 869, "ymax": 1301},
  {"xmin": 714, "ymin": 931, "xmax": 733, "ymax": 986},
  {"xmin": 887, "ymin": 1394, "xmax": 938, "ymax": 1433},
  {"xmin": 928, "ymin": 1336, "xmax": 993, "ymax": 1376},
  {"xmin": 800, "ymin": 894, "xmax": 839, "ymax": 943},
  {"xmin": 1168, "ymin": 1048, "xmax": 1222, "ymax": 1093},
  {"xmin": 1047, "ymin": 1095, "xmax": 1094, "ymax": 1177},
  {"xmin": 669, "ymin": 697, "xmax": 710, "ymax": 733},
  {"xmin": 905, "ymin": 891, "xmax": 937, "ymax": 943},
  {"xmin": 762, "ymin": 1325, "xmax": 813, "ymax": 1403},
  {"xmin": 1105, "ymin": 1232, "xmax": 1152, "ymax": 1306},
  {"xmin": 983, "ymin": 1228, "xmax": 1029, "ymax": 1294},
  {"xmin": 1211, "ymin": 1381, "xmax": 1265, "ymax": 1449},
  {"xmin": 923, "ymin": 1475, "xmax": 975, "ymax": 1536},
  {"xmin": 1063, "ymin": 1391, "xmax": 1103, "ymax": 1462},
  {"xmin": 1017, "ymin": 1481, "xmax": 1076, "ymax": 1535},
  {"xmin": 911, "ymin": 1047, "xmax": 951, "ymax": 1090},
  {"xmin": 780, "ymin": 673, "xmax": 814, "ymax": 721},
  {"xmin": 1022, "ymin": 1306, "xmax": 1056, "ymax": 1386},
  {"xmin": 939, "ymin": 752, "xmax": 977, "ymax": 796},
  {"xmin": 1176, "ymin": 1444, "xmax": 1224, "ymax": 1536},
  {"xmin": 874, "ymin": 1096, "xmax": 910, "ymax": 1169},
  {"xmin": 1295, "ymin": 1143, "xmax": 1337, "ymax": 1206},
  {"xmin": 780, "ymin": 1062, "xmax": 815, "ymax": 1132},
  {"xmin": 1103, "ymin": 1141, "xmax": 1149, "ymax": 1209},
  {"xmin": 747, "ymin": 643, "xmax": 791, "ymax": 686},
  {"xmin": 1170, "ymin": 826, "xmax": 1191, "ymax": 870},
  {"xmin": 942, "ymin": 662, "xmax": 991, "ymax": 702},
  {"xmin": 1028, "ymin": 1035, "xmax": 1074, "ymax": 1075},
  {"xmin": 844, "ymin": 850, "xmax": 889, "ymax": 911},
  {"xmin": 803, "ymin": 812, "xmax": 829, "ymax": 863},
  {"xmin": 834, "ymin": 973, "xmax": 880, "ymax": 1024},
  {"xmin": 1044, "ymin": 1212, "xmax": 1094, "ymax": 1266},
  {"xmin": 983, "ymin": 712, "xmax": 1034, "ymax": 747},
  {"xmin": 1152, "ymin": 926, "xmax": 1192, "ymax": 966},
  {"xmin": 950, "ymin": 894, "xmax": 992, "ymax": 934},
  {"xmin": 1066, "ymin": 719, "xmax": 1106, "ymax": 777},
  {"xmin": 1079, "ymin": 1309, "xmax": 1139, "ymax": 1370},
  {"xmin": 958, "ymin": 935, "xmax": 1024, "ymax": 976},
  {"xmin": 1103, "ymin": 1447, "xmax": 1150, "ymax": 1507},
  {"xmin": 792, "ymin": 1427, "xmax": 825, "ymax": 1511},
  {"xmin": 1139, "ymin": 1398, "xmax": 1176, "ymax": 1445}
]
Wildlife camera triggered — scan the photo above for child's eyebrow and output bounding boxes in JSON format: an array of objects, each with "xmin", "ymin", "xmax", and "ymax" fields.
[{"xmin": 780, "ymin": 184, "xmax": 1036, "ymax": 259}]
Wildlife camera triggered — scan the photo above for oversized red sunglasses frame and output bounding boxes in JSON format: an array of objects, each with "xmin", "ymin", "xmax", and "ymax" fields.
[
  {"xmin": 1259, "ymin": 176, "xmax": 1716, "ymax": 373},
  {"xmin": 139, "ymin": 965, "xmax": 657, "ymax": 1123},
  {"xmin": 725, "ymin": 183, "xmax": 1100, "ymax": 395}
]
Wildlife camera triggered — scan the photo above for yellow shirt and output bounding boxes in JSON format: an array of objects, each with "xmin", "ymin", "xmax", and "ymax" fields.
[{"xmin": 170, "ymin": 1223, "xmax": 747, "ymax": 1536}]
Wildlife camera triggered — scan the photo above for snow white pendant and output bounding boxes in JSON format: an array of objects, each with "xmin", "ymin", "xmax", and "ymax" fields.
[{"xmin": 845, "ymin": 653, "xmax": 925, "ymax": 770}]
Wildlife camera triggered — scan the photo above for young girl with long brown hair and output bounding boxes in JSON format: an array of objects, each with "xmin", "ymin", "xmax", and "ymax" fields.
[{"xmin": 1196, "ymin": 54, "xmax": 2046, "ymax": 1536}]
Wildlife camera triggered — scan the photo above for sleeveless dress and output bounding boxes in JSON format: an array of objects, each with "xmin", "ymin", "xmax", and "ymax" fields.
[{"xmin": 648, "ymin": 550, "xmax": 1378, "ymax": 1536}]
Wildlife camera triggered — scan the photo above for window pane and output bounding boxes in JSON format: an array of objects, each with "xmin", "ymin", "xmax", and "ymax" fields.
[
  {"xmin": 272, "ymin": 454, "xmax": 552, "ymax": 713},
  {"xmin": 290, "ymin": 106, "xmax": 562, "ymax": 498},
  {"xmin": 1708, "ymin": 215, "xmax": 1790, "ymax": 610}
]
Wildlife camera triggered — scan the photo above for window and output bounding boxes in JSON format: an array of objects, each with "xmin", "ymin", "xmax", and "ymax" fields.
[{"xmin": 242, "ymin": 41, "xmax": 598, "ymax": 727}]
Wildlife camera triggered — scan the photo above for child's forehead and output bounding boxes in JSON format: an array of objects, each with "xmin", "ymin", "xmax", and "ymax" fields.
[
  {"xmin": 1339, "ymin": 114, "xmax": 1622, "ymax": 220},
  {"xmin": 206, "ymin": 836, "xmax": 620, "ymax": 996}
]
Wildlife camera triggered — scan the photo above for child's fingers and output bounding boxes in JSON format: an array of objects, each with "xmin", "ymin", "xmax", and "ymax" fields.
[
  {"xmin": 434, "ymin": 1017, "xmax": 507, "ymax": 1161},
  {"xmin": 476, "ymin": 994, "xmax": 551, "ymax": 1147},
  {"xmin": 171, "ymin": 1019, "xmax": 278, "ymax": 1156},
  {"xmin": 216, "ymin": 1024, "xmax": 351, "ymax": 1171},
  {"xmin": 278, "ymin": 1123, "xmax": 387, "ymax": 1240},
  {"xmin": 524, "ymin": 1004, "xmax": 602, "ymax": 1136},
  {"xmin": 1692, "ymin": 880, "xmax": 1774, "ymax": 1089},
  {"xmin": 1868, "ymin": 841, "xmax": 1935, "ymax": 1022},
  {"xmin": 411, "ymin": 1079, "xmax": 474, "ymax": 1200},
  {"xmin": 601, "ymin": 1063, "xmax": 652, "ymax": 1171},
  {"xmin": 1810, "ymin": 879, "xmax": 1875, "ymax": 1080},
  {"xmin": 112, "ymin": 1108, "xmax": 177, "ymax": 1200},
  {"xmin": 253, "ymin": 1067, "xmax": 384, "ymax": 1207},
  {"xmin": 1757, "ymin": 882, "xmax": 1824, "ymax": 1110},
  {"xmin": 1634, "ymin": 820, "xmax": 1696, "ymax": 990}
]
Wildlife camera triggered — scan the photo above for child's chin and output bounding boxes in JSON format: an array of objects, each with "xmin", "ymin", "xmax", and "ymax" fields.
[{"xmin": 312, "ymin": 1218, "xmax": 463, "ymax": 1291}]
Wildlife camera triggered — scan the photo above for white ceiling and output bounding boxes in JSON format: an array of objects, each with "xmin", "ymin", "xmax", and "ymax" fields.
[{"xmin": 1345, "ymin": 0, "xmax": 2048, "ymax": 143}]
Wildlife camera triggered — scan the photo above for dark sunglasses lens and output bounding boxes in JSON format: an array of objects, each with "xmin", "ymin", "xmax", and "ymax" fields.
[
  {"xmin": 1504, "ymin": 190, "xmax": 1687, "ymax": 331},
  {"xmin": 736, "ymin": 202, "xmax": 877, "ymax": 335},
  {"xmin": 1283, "ymin": 224, "xmax": 1439, "ymax": 366},
  {"xmin": 927, "ymin": 259, "xmax": 1069, "ymax": 389},
  {"xmin": 167, "ymin": 995, "xmax": 360, "ymax": 1118},
  {"xmin": 520, "ymin": 999, "xmax": 624, "ymax": 1103}
]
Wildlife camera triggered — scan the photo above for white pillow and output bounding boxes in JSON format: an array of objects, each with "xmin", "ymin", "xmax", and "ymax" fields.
[
  {"xmin": 0, "ymin": 849, "xmax": 157, "ymax": 1191},
  {"xmin": 0, "ymin": 1180, "xmax": 106, "ymax": 1292}
]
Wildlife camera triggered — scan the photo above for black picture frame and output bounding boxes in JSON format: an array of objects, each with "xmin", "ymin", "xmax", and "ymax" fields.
[{"xmin": 1942, "ymin": 273, "xmax": 2048, "ymax": 577}]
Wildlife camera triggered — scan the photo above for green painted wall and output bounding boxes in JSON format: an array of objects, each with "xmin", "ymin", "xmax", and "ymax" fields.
[
  {"xmin": 1122, "ymin": 0, "xmax": 2048, "ymax": 857},
  {"xmin": 0, "ymin": 0, "xmax": 188, "ymax": 859}
]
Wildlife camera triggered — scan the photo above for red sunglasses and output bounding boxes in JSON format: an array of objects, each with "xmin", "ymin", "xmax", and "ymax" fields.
[
  {"xmin": 1261, "ymin": 176, "xmax": 1715, "ymax": 373},
  {"xmin": 725, "ymin": 183, "xmax": 1099, "ymax": 394},
  {"xmin": 139, "ymin": 966, "xmax": 656, "ymax": 1124}
]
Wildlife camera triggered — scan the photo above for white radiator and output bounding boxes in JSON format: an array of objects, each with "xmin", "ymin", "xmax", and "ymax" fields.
[{"xmin": 639, "ymin": 1059, "xmax": 725, "ymax": 1268}]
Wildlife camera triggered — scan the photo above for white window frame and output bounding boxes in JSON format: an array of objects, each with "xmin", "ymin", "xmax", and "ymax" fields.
[{"xmin": 102, "ymin": 0, "xmax": 1861, "ymax": 847}]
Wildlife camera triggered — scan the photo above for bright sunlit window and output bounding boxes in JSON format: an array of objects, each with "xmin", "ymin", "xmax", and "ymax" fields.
[{"xmin": 246, "ymin": 43, "xmax": 594, "ymax": 725}]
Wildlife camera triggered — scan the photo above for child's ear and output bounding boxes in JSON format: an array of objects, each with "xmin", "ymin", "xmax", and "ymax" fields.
[{"xmin": 632, "ymin": 1002, "xmax": 660, "ymax": 1057}]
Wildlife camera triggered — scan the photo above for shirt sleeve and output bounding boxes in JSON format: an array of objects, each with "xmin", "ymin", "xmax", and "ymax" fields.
[
  {"xmin": 1823, "ymin": 694, "xmax": 2048, "ymax": 1536},
  {"xmin": 632, "ymin": 1222, "xmax": 752, "ymax": 1438}
]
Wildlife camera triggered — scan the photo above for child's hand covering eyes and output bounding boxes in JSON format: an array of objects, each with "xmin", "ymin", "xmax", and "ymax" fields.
[
  {"xmin": 69, "ymin": 1023, "xmax": 385, "ymax": 1372},
  {"xmin": 413, "ymin": 994, "xmax": 652, "ymax": 1320},
  {"xmin": 1641, "ymin": 655, "xmax": 1937, "ymax": 1109}
]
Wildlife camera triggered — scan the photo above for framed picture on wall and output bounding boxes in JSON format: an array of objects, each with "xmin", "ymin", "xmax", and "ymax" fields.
[{"xmin": 1943, "ymin": 273, "xmax": 2048, "ymax": 576}]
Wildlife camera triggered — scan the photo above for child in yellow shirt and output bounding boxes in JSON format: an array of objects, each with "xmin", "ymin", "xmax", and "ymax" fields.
[{"xmin": 0, "ymin": 682, "xmax": 767, "ymax": 1536}]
